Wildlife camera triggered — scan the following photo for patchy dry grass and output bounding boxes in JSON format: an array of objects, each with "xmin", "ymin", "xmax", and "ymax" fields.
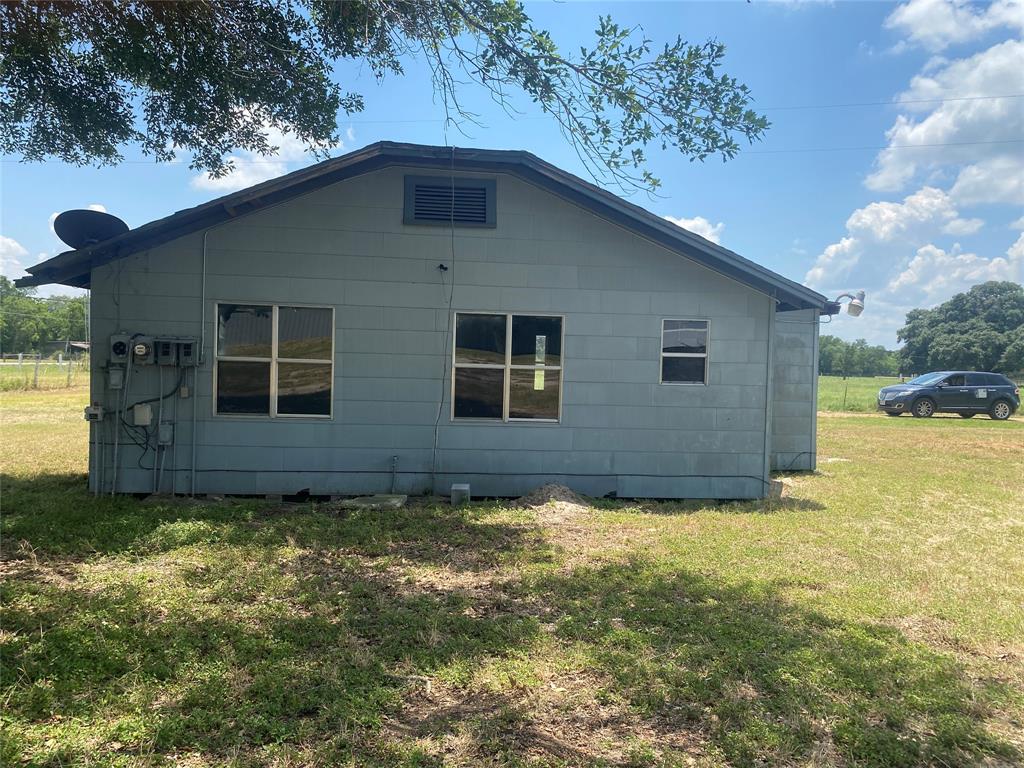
[
  {"xmin": 2, "ymin": 388, "xmax": 1023, "ymax": 767},
  {"xmin": 0, "ymin": 361, "xmax": 89, "ymax": 391}
]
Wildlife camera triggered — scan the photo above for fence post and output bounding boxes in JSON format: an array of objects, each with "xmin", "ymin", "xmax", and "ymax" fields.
[
  {"xmin": 33, "ymin": 355, "xmax": 40, "ymax": 389},
  {"xmin": 18, "ymin": 352, "xmax": 23, "ymax": 370},
  {"xmin": 66, "ymin": 360, "xmax": 73, "ymax": 387}
]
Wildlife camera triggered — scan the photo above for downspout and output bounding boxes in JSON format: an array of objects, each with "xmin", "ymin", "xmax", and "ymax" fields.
[
  {"xmin": 762, "ymin": 296, "xmax": 778, "ymax": 496},
  {"xmin": 190, "ymin": 230, "xmax": 209, "ymax": 497},
  {"xmin": 809, "ymin": 309, "xmax": 821, "ymax": 471}
]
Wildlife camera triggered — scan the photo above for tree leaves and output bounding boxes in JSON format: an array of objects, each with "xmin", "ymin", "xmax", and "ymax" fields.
[
  {"xmin": 897, "ymin": 281, "xmax": 1024, "ymax": 374},
  {"xmin": 0, "ymin": 0, "xmax": 768, "ymax": 190}
]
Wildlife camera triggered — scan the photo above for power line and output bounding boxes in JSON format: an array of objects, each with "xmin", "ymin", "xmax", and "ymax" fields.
[
  {"xmin": 742, "ymin": 138, "xmax": 1023, "ymax": 155},
  {"xmin": 317, "ymin": 92, "xmax": 1024, "ymax": 122},
  {"xmin": 756, "ymin": 93, "xmax": 1024, "ymax": 111}
]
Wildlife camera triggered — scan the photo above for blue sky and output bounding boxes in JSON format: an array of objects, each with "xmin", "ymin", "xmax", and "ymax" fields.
[{"xmin": 1, "ymin": 0, "xmax": 1021, "ymax": 347}]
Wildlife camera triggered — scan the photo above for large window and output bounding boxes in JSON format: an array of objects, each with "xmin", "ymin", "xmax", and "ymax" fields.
[
  {"xmin": 453, "ymin": 312, "xmax": 563, "ymax": 421},
  {"xmin": 661, "ymin": 319, "xmax": 709, "ymax": 385},
  {"xmin": 215, "ymin": 303, "xmax": 334, "ymax": 417}
]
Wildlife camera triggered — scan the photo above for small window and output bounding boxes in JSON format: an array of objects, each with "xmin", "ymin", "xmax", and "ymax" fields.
[
  {"xmin": 404, "ymin": 176, "xmax": 496, "ymax": 227},
  {"xmin": 452, "ymin": 312, "xmax": 562, "ymax": 421},
  {"xmin": 945, "ymin": 374, "xmax": 965, "ymax": 387},
  {"xmin": 661, "ymin": 319, "xmax": 708, "ymax": 385},
  {"xmin": 216, "ymin": 303, "xmax": 333, "ymax": 418}
]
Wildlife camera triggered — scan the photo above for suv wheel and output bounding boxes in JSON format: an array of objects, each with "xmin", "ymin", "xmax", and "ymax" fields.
[
  {"xmin": 912, "ymin": 398, "xmax": 935, "ymax": 418},
  {"xmin": 990, "ymin": 400, "xmax": 1012, "ymax": 421}
]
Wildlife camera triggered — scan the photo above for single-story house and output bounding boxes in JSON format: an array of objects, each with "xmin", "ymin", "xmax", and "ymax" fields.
[{"xmin": 18, "ymin": 141, "xmax": 834, "ymax": 499}]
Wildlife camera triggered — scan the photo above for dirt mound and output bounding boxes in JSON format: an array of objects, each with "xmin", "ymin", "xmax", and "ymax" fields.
[{"xmin": 512, "ymin": 483, "xmax": 591, "ymax": 522}]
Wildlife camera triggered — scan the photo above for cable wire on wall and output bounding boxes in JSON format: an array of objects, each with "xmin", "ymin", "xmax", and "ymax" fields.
[{"xmin": 430, "ymin": 145, "xmax": 458, "ymax": 491}]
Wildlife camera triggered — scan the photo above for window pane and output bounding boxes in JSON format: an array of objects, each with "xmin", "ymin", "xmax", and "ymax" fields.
[
  {"xmin": 662, "ymin": 320, "xmax": 707, "ymax": 354},
  {"xmin": 662, "ymin": 356, "xmax": 706, "ymax": 384},
  {"xmin": 455, "ymin": 313, "xmax": 506, "ymax": 364},
  {"xmin": 509, "ymin": 369, "xmax": 560, "ymax": 420},
  {"xmin": 216, "ymin": 361, "xmax": 270, "ymax": 414},
  {"xmin": 279, "ymin": 307, "xmax": 332, "ymax": 360},
  {"xmin": 218, "ymin": 304, "xmax": 272, "ymax": 358},
  {"xmin": 511, "ymin": 315, "xmax": 562, "ymax": 366},
  {"xmin": 278, "ymin": 363, "xmax": 332, "ymax": 416},
  {"xmin": 453, "ymin": 367, "xmax": 504, "ymax": 419}
]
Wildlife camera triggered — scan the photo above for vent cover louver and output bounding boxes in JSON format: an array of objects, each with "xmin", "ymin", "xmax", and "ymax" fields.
[
  {"xmin": 404, "ymin": 176, "xmax": 496, "ymax": 227},
  {"xmin": 414, "ymin": 184, "xmax": 487, "ymax": 224}
]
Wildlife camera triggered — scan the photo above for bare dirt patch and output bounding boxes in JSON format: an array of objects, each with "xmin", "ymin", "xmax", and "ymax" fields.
[
  {"xmin": 383, "ymin": 668, "xmax": 708, "ymax": 766},
  {"xmin": 511, "ymin": 484, "xmax": 593, "ymax": 524}
]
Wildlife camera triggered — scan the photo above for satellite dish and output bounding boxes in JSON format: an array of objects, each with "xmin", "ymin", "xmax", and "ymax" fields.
[{"xmin": 53, "ymin": 209, "xmax": 129, "ymax": 249}]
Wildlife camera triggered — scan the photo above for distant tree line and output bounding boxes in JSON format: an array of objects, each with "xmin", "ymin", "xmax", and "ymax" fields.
[
  {"xmin": 819, "ymin": 336, "xmax": 898, "ymax": 377},
  {"xmin": 0, "ymin": 277, "xmax": 87, "ymax": 354},
  {"xmin": 898, "ymin": 282, "xmax": 1023, "ymax": 375}
]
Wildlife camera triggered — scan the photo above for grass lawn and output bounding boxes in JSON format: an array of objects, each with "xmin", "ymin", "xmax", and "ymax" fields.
[
  {"xmin": 0, "ymin": 360, "xmax": 88, "ymax": 391},
  {"xmin": 2, "ymin": 387, "xmax": 1023, "ymax": 767},
  {"xmin": 817, "ymin": 376, "xmax": 900, "ymax": 413}
]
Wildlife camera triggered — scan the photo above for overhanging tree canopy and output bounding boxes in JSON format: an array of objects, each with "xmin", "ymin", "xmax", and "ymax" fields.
[{"xmin": 0, "ymin": 0, "xmax": 769, "ymax": 188}]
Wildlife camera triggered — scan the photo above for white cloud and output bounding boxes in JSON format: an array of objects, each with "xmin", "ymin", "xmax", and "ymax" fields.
[
  {"xmin": 884, "ymin": 0, "xmax": 1023, "ymax": 52},
  {"xmin": 803, "ymin": 186, "xmax": 1020, "ymax": 346},
  {"xmin": 845, "ymin": 186, "xmax": 970, "ymax": 240},
  {"xmin": 1010, "ymin": 215, "xmax": 1024, "ymax": 230},
  {"xmin": 805, "ymin": 236, "xmax": 859, "ymax": 289},
  {"xmin": 941, "ymin": 216, "xmax": 984, "ymax": 235},
  {"xmin": 191, "ymin": 123, "xmax": 320, "ymax": 193},
  {"xmin": 948, "ymin": 155, "xmax": 1024, "ymax": 206},
  {"xmin": 663, "ymin": 215, "xmax": 725, "ymax": 244},
  {"xmin": 87, "ymin": 203, "xmax": 107, "ymax": 213},
  {"xmin": 0, "ymin": 235, "xmax": 29, "ymax": 280},
  {"xmin": 865, "ymin": 40, "xmax": 1024, "ymax": 202},
  {"xmin": 886, "ymin": 238, "xmax": 1023, "ymax": 302},
  {"xmin": 811, "ymin": 235, "xmax": 1022, "ymax": 346}
]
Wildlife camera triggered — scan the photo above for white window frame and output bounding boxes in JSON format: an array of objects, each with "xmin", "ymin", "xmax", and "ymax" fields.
[
  {"xmin": 451, "ymin": 311, "xmax": 565, "ymax": 423},
  {"xmin": 659, "ymin": 318, "xmax": 709, "ymax": 386},
  {"xmin": 213, "ymin": 302, "xmax": 335, "ymax": 419}
]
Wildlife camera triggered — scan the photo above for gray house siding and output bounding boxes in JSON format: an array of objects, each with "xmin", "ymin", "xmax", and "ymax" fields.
[
  {"xmin": 770, "ymin": 308, "xmax": 820, "ymax": 471},
  {"xmin": 89, "ymin": 165, "xmax": 784, "ymax": 499}
]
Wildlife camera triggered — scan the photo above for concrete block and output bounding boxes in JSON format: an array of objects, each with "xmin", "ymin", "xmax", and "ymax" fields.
[
  {"xmin": 450, "ymin": 484, "xmax": 471, "ymax": 505},
  {"xmin": 338, "ymin": 494, "xmax": 408, "ymax": 510}
]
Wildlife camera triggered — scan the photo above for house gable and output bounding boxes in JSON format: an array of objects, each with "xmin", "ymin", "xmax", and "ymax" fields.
[{"xmin": 18, "ymin": 142, "xmax": 828, "ymax": 314}]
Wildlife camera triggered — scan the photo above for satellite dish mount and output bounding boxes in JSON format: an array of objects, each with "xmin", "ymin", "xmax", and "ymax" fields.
[{"xmin": 53, "ymin": 209, "xmax": 129, "ymax": 250}]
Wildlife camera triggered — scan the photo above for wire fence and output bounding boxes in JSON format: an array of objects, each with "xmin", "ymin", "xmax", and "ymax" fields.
[{"xmin": 0, "ymin": 354, "xmax": 90, "ymax": 391}]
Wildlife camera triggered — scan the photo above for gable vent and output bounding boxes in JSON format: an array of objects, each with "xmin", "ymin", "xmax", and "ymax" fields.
[{"xmin": 404, "ymin": 176, "xmax": 496, "ymax": 228}]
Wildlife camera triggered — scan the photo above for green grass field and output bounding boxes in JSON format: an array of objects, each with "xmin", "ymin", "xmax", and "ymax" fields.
[
  {"xmin": 2, "ymin": 386, "xmax": 1022, "ymax": 766},
  {"xmin": 818, "ymin": 374, "xmax": 1024, "ymax": 413},
  {"xmin": 818, "ymin": 375, "xmax": 899, "ymax": 412}
]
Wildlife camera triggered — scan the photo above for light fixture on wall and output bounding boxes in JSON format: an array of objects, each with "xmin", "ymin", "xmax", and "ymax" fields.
[{"xmin": 827, "ymin": 290, "xmax": 866, "ymax": 317}]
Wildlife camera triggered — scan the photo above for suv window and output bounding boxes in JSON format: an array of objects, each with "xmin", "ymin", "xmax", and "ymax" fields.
[
  {"xmin": 944, "ymin": 374, "xmax": 966, "ymax": 386},
  {"xmin": 966, "ymin": 373, "xmax": 988, "ymax": 386}
]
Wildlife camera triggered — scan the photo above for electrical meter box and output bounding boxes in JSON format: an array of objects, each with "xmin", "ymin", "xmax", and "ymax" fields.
[
  {"xmin": 109, "ymin": 333, "xmax": 130, "ymax": 363},
  {"xmin": 132, "ymin": 336, "xmax": 155, "ymax": 365},
  {"xmin": 178, "ymin": 339, "xmax": 198, "ymax": 367},
  {"xmin": 132, "ymin": 403, "xmax": 153, "ymax": 427},
  {"xmin": 155, "ymin": 339, "xmax": 177, "ymax": 366}
]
